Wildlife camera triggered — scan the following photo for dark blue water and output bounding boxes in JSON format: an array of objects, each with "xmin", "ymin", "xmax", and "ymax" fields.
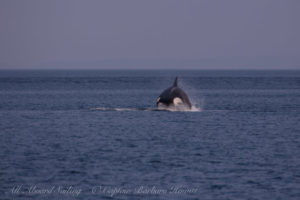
[{"xmin": 0, "ymin": 70, "xmax": 299, "ymax": 200}]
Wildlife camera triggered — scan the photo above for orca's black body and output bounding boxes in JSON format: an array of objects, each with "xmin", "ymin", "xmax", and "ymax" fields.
[{"xmin": 156, "ymin": 77, "xmax": 192, "ymax": 109}]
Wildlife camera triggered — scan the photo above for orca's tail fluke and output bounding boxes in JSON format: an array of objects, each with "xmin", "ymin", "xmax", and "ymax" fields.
[{"xmin": 173, "ymin": 77, "xmax": 178, "ymax": 87}]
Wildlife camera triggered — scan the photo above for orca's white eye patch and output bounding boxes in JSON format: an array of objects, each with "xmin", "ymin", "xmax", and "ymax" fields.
[
  {"xmin": 173, "ymin": 97, "xmax": 183, "ymax": 105},
  {"xmin": 157, "ymin": 97, "xmax": 161, "ymax": 102}
]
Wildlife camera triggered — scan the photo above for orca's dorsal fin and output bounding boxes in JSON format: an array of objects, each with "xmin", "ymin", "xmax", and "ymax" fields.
[{"xmin": 173, "ymin": 77, "xmax": 178, "ymax": 87}]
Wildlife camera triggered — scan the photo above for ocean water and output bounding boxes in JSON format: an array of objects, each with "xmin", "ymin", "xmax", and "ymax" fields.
[{"xmin": 0, "ymin": 70, "xmax": 299, "ymax": 200}]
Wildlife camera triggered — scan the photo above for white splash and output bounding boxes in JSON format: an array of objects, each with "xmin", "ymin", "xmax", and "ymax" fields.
[
  {"xmin": 91, "ymin": 106, "xmax": 201, "ymax": 112},
  {"xmin": 156, "ymin": 104, "xmax": 201, "ymax": 112}
]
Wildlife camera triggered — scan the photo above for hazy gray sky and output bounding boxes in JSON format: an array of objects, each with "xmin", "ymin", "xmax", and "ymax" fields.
[{"xmin": 0, "ymin": 0, "xmax": 299, "ymax": 69}]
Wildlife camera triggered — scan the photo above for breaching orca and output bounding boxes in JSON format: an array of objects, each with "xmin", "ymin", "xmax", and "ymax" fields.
[{"xmin": 156, "ymin": 77, "xmax": 192, "ymax": 109}]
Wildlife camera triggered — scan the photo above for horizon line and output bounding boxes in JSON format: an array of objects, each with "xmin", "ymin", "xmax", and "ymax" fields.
[{"xmin": 0, "ymin": 68, "xmax": 299, "ymax": 71}]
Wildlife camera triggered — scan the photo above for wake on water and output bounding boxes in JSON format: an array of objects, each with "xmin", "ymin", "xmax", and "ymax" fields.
[{"xmin": 91, "ymin": 105, "xmax": 201, "ymax": 112}]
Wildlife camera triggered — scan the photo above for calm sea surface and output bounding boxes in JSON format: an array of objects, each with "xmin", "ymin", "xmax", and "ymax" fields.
[{"xmin": 0, "ymin": 70, "xmax": 299, "ymax": 200}]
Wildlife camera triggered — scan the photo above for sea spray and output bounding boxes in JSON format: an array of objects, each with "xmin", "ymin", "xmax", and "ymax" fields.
[{"xmin": 175, "ymin": 78, "xmax": 204, "ymax": 111}]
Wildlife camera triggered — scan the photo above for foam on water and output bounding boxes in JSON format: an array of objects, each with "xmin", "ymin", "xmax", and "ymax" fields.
[
  {"xmin": 157, "ymin": 104, "xmax": 201, "ymax": 112},
  {"xmin": 91, "ymin": 107, "xmax": 141, "ymax": 111},
  {"xmin": 91, "ymin": 105, "xmax": 202, "ymax": 112}
]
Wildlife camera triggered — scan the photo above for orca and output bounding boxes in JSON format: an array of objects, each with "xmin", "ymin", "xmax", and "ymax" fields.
[{"xmin": 156, "ymin": 77, "xmax": 192, "ymax": 109}]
